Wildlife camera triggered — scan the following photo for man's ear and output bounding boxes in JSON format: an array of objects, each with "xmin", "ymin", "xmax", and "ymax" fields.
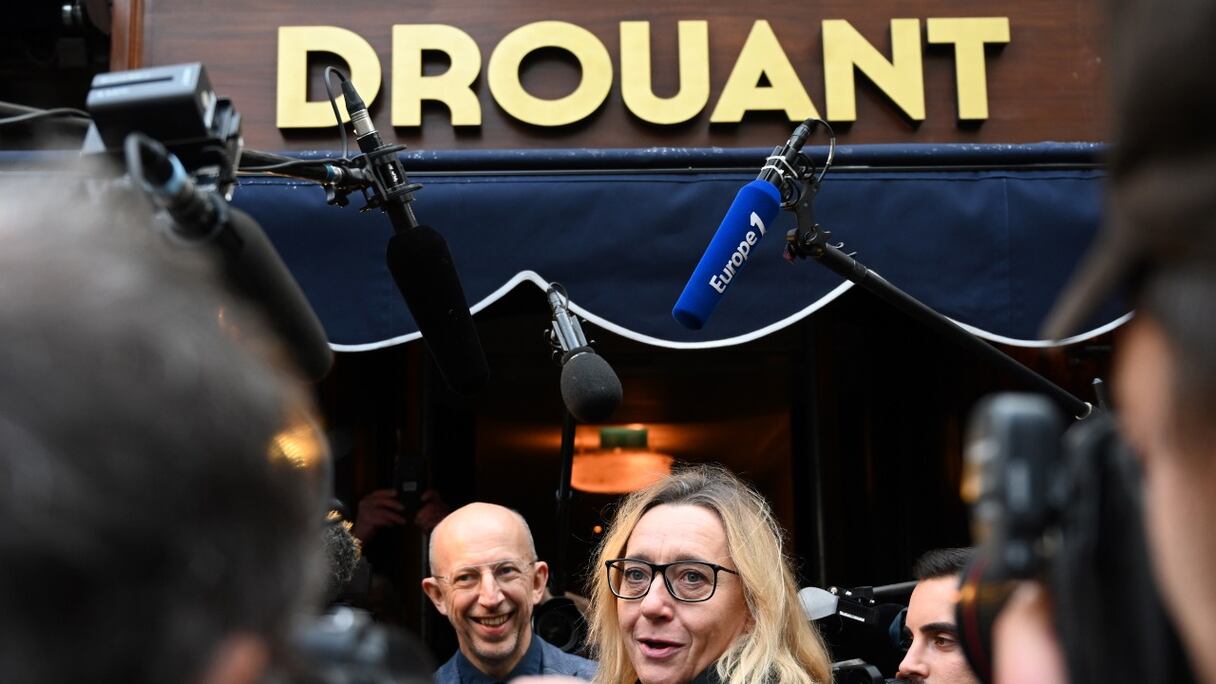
[
  {"xmin": 197, "ymin": 634, "xmax": 268, "ymax": 684},
  {"xmin": 422, "ymin": 577, "xmax": 449, "ymax": 615},
  {"xmin": 531, "ymin": 560, "xmax": 550, "ymax": 603}
]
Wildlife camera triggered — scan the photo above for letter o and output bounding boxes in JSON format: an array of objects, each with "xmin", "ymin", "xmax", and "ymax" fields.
[{"xmin": 488, "ymin": 21, "xmax": 613, "ymax": 126}]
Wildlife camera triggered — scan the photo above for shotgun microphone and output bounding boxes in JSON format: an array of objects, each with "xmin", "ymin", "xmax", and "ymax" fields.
[
  {"xmin": 126, "ymin": 134, "xmax": 334, "ymax": 381},
  {"xmin": 340, "ymin": 80, "xmax": 489, "ymax": 395}
]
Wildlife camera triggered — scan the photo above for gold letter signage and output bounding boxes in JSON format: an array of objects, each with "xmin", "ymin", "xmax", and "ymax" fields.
[
  {"xmin": 488, "ymin": 21, "xmax": 613, "ymax": 127},
  {"xmin": 926, "ymin": 18, "xmax": 1011, "ymax": 120},
  {"xmin": 391, "ymin": 24, "xmax": 482, "ymax": 127},
  {"xmin": 276, "ymin": 17, "xmax": 1011, "ymax": 131},
  {"xmin": 710, "ymin": 20, "xmax": 820, "ymax": 123},
  {"xmin": 620, "ymin": 20, "xmax": 710, "ymax": 125},
  {"xmin": 277, "ymin": 26, "xmax": 382, "ymax": 128}
]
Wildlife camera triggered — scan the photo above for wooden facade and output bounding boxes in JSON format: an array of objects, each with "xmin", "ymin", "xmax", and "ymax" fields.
[{"xmin": 110, "ymin": 0, "xmax": 1106, "ymax": 150}]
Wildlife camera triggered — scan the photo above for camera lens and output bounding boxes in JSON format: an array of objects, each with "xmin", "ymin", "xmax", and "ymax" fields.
[{"xmin": 955, "ymin": 554, "xmax": 1019, "ymax": 684}]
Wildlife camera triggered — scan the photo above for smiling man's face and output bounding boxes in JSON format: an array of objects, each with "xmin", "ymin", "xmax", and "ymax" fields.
[{"xmin": 422, "ymin": 503, "xmax": 548, "ymax": 679}]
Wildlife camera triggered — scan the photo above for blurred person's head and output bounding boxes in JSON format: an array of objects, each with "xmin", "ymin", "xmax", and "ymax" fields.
[
  {"xmin": 1040, "ymin": 0, "xmax": 1216, "ymax": 679},
  {"xmin": 323, "ymin": 511, "xmax": 363, "ymax": 602},
  {"xmin": 1113, "ymin": 275, "xmax": 1216, "ymax": 683},
  {"xmin": 421, "ymin": 503, "xmax": 548, "ymax": 679},
  {"xmin": 0, "ymin": 172, "xmax": 323, "ymax": 684},
  {"xmin": 897, "ymin": 548, "xmax": 978, "ymax": 684},
  {"xmin": 588, "ymin": 464, "xmax": 831, "ymax": 684}
]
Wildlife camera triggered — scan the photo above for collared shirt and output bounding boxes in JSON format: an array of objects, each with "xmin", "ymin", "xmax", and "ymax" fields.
[
  {"xmin": 454, "ymin": 634, "xmax": 545, "ymax": 684},
  {"xmin": 436, "ymin": 634, "xmax": 595, "ymax": 684}
]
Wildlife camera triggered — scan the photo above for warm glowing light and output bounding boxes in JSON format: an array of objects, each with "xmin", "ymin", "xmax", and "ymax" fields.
[
  {"xmin": 268, "ymin": 405, "xmax": 333, "ymax": 507},
  {"xmin": 571, "ymin": 451, "xmax": 673, "ymax": 494},
  {"xmin": 571, "ymin": 426, "xmax": 673, "ymax": 494},
  {"xmin": 270, "ymin": 406, "xmax": 328, "ymax": 472}
]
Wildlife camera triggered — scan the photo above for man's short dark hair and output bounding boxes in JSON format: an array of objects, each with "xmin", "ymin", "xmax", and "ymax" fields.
[
  {"xmin": 0, "ymin": 176, "xmax": 322, "ymax": 684},
  {"xmin": 912, "ymin": 548, "xmax": 975, "ymax": 581}
]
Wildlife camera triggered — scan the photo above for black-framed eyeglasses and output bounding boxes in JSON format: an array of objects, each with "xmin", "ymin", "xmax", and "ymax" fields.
[{"xmin": 605, "ymin": 558, "xmax": 739, "ymax": 603}]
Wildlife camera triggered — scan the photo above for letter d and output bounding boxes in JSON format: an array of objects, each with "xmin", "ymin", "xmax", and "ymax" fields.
[{"xmin": 277, "ymin": 26, "xmax": 382, "ymax": 128}]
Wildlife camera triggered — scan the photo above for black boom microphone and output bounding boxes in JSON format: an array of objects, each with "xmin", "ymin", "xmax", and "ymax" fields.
[
  {"xmin": 125, "ymin": 133, "xmax": 334, "ymax": 381},
  {"xmin": 340, "ymin": 79, "xmax": 488, "ymax": 396},
  {"xmin": 546, "ymin": 284, "xmax": 622, "ymax": 424}
]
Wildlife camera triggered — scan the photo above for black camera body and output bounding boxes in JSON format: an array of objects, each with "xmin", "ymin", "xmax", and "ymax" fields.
[
  {"xmin": 533, "ymin": 595, "xmax": 589, "ymax": 656},
  {"xmin": 958, "ymin": 392, "xmax": 1196, "ymax": 684},
  {"xmin": 964, "ymin": 394, "xmax": 1064, "ymax": 579},
  {"xmin": 831, "ymin": 658, "xmax": 902, "ymax": 684},
  {"xmin": 83, "ymin": 62, "xmax": 241, "ymax": 191},
  {"xmin": 287, "ymin": 607, "xmax": 434, "ymax": 684}
]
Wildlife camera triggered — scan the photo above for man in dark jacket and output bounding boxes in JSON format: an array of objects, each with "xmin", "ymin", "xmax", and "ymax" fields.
[{"xmin": 422, "ymin": 503, "xmax": 595, "ymax": 684}]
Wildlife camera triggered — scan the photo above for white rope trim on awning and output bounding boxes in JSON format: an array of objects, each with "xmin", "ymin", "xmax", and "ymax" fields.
[{"xmin": 328, "ymin": 270, "xmax": 1132, "ymax": 352}]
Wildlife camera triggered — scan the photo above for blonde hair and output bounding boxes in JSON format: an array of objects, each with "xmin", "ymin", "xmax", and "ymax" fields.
[{"xmin": 587, "ymin": 464, "xmax": 832, "ymax": 684}]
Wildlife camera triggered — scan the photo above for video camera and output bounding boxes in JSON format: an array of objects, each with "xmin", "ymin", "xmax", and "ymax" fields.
[
  {"xmin": 831, "ymin": 658, "xmax": 904, "ymax": 684},
  {"xmin": 809, "ymin": 583, "xmax": 910, "ymax": 678},
  {"xmin": 78, "ymin": 61, "xmax": 334, "ymax": 381},
  {"xmin": 75, "ymin": 62, "xmax": 430, "ymax": 682},
  {"xmin": 82, "ymin": 62, "xmax": 241, "ymax": 194},
  {"xmin": 284, "ymin": 606, "xmax": 434, "ymax": 684},
  {"xmin": 957, "ymin": 392, "xmax": 1196, "ymax": 684}
]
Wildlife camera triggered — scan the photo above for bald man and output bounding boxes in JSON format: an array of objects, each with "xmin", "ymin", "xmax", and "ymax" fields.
[{"xmin": 423, "ymin": 503, "xmax": 596, "ymax": 684}]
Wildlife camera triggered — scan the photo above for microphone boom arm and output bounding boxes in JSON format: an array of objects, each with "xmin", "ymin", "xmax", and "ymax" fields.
[{"xmin": 779, "ymin": 127, "xmax": 1091, "ymax": 420}]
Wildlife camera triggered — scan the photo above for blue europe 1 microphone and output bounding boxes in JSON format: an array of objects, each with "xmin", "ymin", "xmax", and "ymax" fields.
[
  {"xmin": 671, "ymin": 181, "xmax": 782, "ymax": 330},
  {"xmin": 340, "ymin": 79, "xmax": 489, "ymax": 396},
  {"xmin": 672, "ymin": 120, "xmax": 816, "ymax": 330}
]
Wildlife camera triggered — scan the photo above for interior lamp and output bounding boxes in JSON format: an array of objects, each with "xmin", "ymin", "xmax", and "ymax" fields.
[{"xmin": 571, "ymin": 425, "xmax": 673, "ymax": 494}]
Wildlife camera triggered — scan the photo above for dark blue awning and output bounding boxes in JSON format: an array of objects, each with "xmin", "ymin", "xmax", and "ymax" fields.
[
  {"xmin": 0, "ymin": 143, "xmax": 1127, "ymax": 350},
  {"xmin": 230, "ymin": 142, "xmax": 1126, "ymax": 350}
]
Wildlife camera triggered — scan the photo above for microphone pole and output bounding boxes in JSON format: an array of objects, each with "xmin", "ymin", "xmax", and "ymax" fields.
[
  {"xmin": 553, "ymin": 407, "xmax": 577, "ymax": 596},
  {"xmin": 238, "ymin": 149, "xmax": 369, "ymax": 207},
  {"xmin": 544, "ymin": 282, "xmax": 622, "ymax": 595},
  {"xmin": 778, "ymin": 126, "xmax": 1092, "ymax": 420}
]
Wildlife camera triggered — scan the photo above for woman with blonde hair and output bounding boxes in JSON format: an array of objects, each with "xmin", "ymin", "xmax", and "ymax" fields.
[{"xmin": 587, "ymin": 464, "xmax": 832, "ymax": 684}]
